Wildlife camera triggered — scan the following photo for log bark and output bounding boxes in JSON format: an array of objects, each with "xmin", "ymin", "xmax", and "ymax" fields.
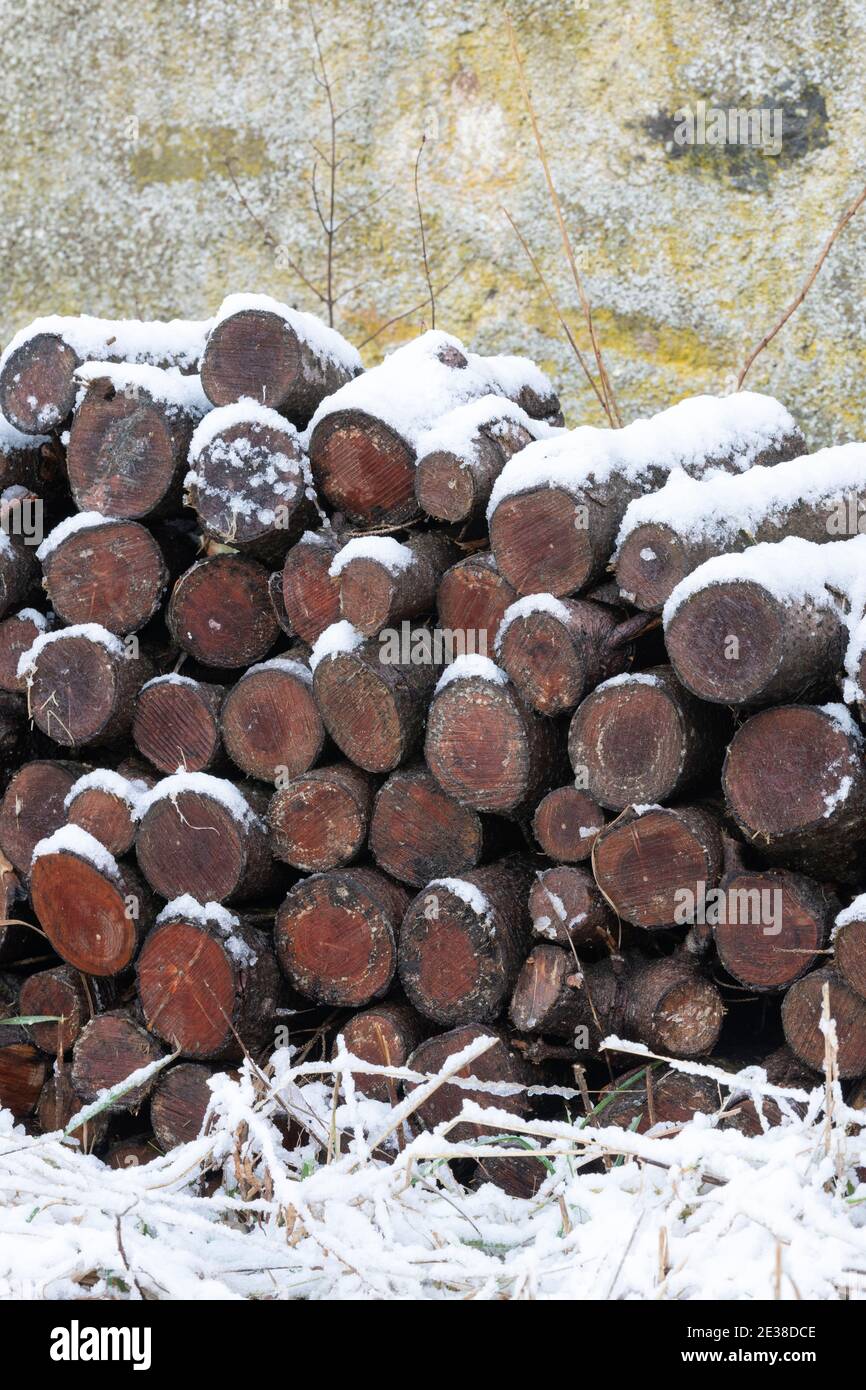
[
  {"xmin": 782, "ymin": 966, "xmax": 866, "ymax": 1077},
  {"xmin": 23, "ymin": 630, "xmax": 152, "ymax": 747},
  {"xmin": 135, "ymin": 777, "xmax": 279, "ymax": 904},
  {"xmin": 414, "ymin": 409, "xmax": 535, "ymax": 524},
  {"xmin": 281, "ymin": 530, "xmax": 342, "ymax": 644},
  {"xmin": 597, "ymin": 1066, "xmax": 722, "ymax": 1133},
  {"xmin": 0, "ymin": 759, "xmax": 84, "ymax": 876},
  {"xmin": 132, "ymin": 675, "xmax": 226, "ymax": 775},
  {"xmin": 337, "ymin": 1002, "xmax": 427, "ymax": 1102},
  {"xmin": 404, "ymin": 1024, "xmax": 536, "ymax": 1139},
  {"xmin": 0, "ymin": 851, "xmax": 31, "ymax": 964},
  {"xmin": 834, "ymin": 909, "xmax": 866, "ymax": 1001},
  {"xmin": 275, "ymin": 867, "xmax": 409, "ymax": 1008},
  {"xmin": 398, "ymin": 858, "xmax": 535, "ymax": 1026},
  {"xmin": 31, "ymin": 842, "xmax": 153, "ymax": 976},
  {"xmin": 71, "ymin": 1010, "xmax": 165, "ymax": 1111},
  {"xmin": 0, "ymin": 528, "xmax": 39, "ymax": 621},
  {"xmin": 496, "ymin": 597, "xmax": 636, "ymax": 716},
  {"xmin": 592, "ymin": 805, "xmax": 724, "ymax": 929},
  {"xmin": 0, "ymin": 610, "xmax": 55, "ymax": 693},
  {"xmin": 532, "ymin": 786, "xmax": 606, "ymax": 862},
  {"xmin": 714, "ymin": 864, "xmax": 835, "ymax": 992},
  {"xmin": 167, "ymin": 554, "xmax": 279, "ymax": 668},
  {"xmin": 19, "ymin": 965, "xmax": 92, "ymax": 1053},
  {"xmin": 67, "ymin": 374, "xmax": 202, "ymax": 518},
  {"xmin": 220, "ymin": 656, "xmax": 323, "ymax": 783},
  {"xmin": 150, "ymin": 1062, "xmax": 215, "ymax": 1147},
  {"xmin": 137, "ymin": 909, "xmax": 280, "ymax": 1059},
  {"xmin": 200, "ymin": 306, "xmax": 357, "ymax": 428},
  {"xmin": 529, "ymin": 865, "xmax": 616, "ymax": 949},
  {"xmin": 40, "ymin": 518, "xmax": 168, "ymax": 634},
  {"xmin": 567, "ymin": 665, "xmax": 728, "ymax": 810},
  {"xmin": 0, "ymin": 1044, "xmax": 49, "ymax": 1117},
  {"xmin": 425, "ymin": 667, "xmax": 565, "ymax": 816},
  {"xmin": 312, "ymin": 627, "xmax": 440, "ymax": 773},
  {"xmin": 268, "ymin": 762, "xmax": 375, "ymax": 872},
  {"xmin": 369, "ymin": 763, "xmax": 494, "ymax": 887},
  {"xmin": 185, "ymin": 415, "xmax": 316, "ymax": 564},
  {"xmin": 665, "ymin": 578, "xmax": 845, "ymax": 706},
  {"xmin": 723, "ymin": 704, "xmax": 866, "ymax": 882},
  {"xmin": 436, "ymin": 553, "xmax": 516, "ymax": 660},
  {"xmin": 336, "ymin": 533, "xmax": 458, "ymax": 637}
]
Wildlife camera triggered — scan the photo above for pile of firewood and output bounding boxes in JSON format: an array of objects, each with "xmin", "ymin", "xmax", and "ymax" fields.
[{"xmin": 0, "ymin": 291, "xmax": 863, "ymax": 1190}]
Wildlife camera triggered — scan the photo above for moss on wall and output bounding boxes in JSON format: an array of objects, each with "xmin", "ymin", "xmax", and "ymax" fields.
[{"xmin": 2, "ymin": 0, "xmax": 865, "ymax": 447}]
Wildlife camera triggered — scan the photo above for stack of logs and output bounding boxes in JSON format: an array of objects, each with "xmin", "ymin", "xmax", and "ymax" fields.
[{"xmin": 0, "ymin": 294, "xmax": 858, "ymax": 1194}]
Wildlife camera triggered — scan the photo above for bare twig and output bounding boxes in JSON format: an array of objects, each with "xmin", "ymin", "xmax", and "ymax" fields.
[
  {"xmin": 502, "ymin": 205, "xmax": 608, "ymax": 415},
  {"xmin": 737, "ymin": 177, "xmax": 866, "ymax": 389},
  {"xmin": 414, "ymin": 136, "xmax": 436, "ymax": 328},
  {"xmin": 357, "ymin": 266, "xmax": 470, "ymax": 349},
  {"xmin": 222, "ymin": 156, "xmax": 327, "ymax": 306},
  {"xmin": 308, "ymin": 2, "xmax": 337, "ymax": 325},
  {"xmin": 506, "ymin": 14, "xmax": 622, "ymax": 427}
]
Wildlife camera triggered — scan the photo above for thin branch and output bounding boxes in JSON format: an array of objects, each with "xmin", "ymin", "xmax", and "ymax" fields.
[
  {"xmin": 308, "ymin": 2, "xmax": 337, "ymax": 325},
  {"xmin": 357, "ymin": 265, "xmax": 469, "ymax": 349},
  {"xmin": 737, "ymin": 176, "xmax": 866, "ymax": 389},
  {"xmin": 414, "ymin": 136, "xmax": 436, "ymax": 329},
  {"xmin": 221, "ymin": 156, "xmax": 328, "ymax": 305},
  {"xmin": 506, "ymin": 14, "xmax": 622, "ymax": 427},
  {"xmin": 502, "ymin": 205, "xmax": 608, "ymax": 417}
]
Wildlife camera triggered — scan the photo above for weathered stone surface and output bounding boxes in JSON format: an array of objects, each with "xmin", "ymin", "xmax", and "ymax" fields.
[{"xmin": 2, "ymin": 1, "xmax": 863, "ymax": 444}]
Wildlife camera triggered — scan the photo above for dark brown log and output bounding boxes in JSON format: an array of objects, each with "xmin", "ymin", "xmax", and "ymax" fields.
[
  {"xmin": 0, "ymin": 609, "xmax": 54, "ymax": 693},
  {"xmin": 529, "ymin": 865, "xmax": 616, "ymax": 949},
  {"xmin": 425, "ymin": 663, "xmax": 564, "ymax": 815},
  {"xmin": 268, "ymin": 568, "xmax": 294, "ymax": 636},
  {"xmin": 269, "ymin": 762, "xmax": 374, "ymax": 872},
  {"xmin": 415, "ymin": 405, "xmax": 535, "ymax": 524},
  {"xmin": 40, "ymin": 517, "xmax": 167, "ymax": 634},
  {"xmin": 71, "ymin": 1010, "xmax": 165, "ymax": 1112},
  {"xmin": 150, "ymin": 1062, "xmax": 215, "ymax": 1146},
  {"xmin": 0, "ymin": 1044, "xmax": 49, "ymax": 1116},
  {"xmin": 369, "ymin": 763, "xmax": 488, "ymax": 887},
  {"xmin": 19, "ymin": 965, "xmax": 91, "ymax": 1053},
  {"xmin": 0, "ymin": 760, "xmax": 83, "ymax": 876},
  {"xmin": 713, "ymin": 868, "xmax": 835, "ymax": 992},
  {"xmin": 0, "ymin": 332, "xmax": 80, "ymax": 433},
  {"xmin": 185, "ymin": 409, "xmax": 317, "ymax": 564},
  {"xmin": 103, "ymin": 1137, "xmax": 161, "ymax": 1168},
  {"xmin": 834, "ymin": 906, "xmax": 866, "ymax": 1001},
  {"xmin": 782, "ymin": 966, "xmax": 866, "ymax": 1077},
  {"xmin": 0, "ymin": 526, "xmax": 39, "ymax": 621},
  {"xmin": 723, "ymin": 704, "xmax": 866, "ymax": 882},
  {"xmin": 597, "ymin": 1066, "xmax": 722, "ymax": 1133},
  {"xmin": 281, "ymin": 530, "xmax": 342, "ymax": 644},
  {"xmin": 36, "ymin": 1071, "xmax": 108, "ymax": 1148},
  {"xmin": 510, "ymin": 945, "xmax": 723, "ymax": 1057},
  {"xmin": 398, "ymin": 858, "xmax": 535, "ymax": 1026},
  {"xmin": 337, "ymin": 1002, "xmax": 427, "ymax": 1102},
  {"xmin": 312, "ymin": 625, "xmax": 440, "ymax": 774},
  {"xmin": 436, "ymin": 553, "xmax": 516, "ymax": 660},
  {"xmin": 405, "ymin": 1024, "xmax": 535, "ymax": 1136},
  {"xmin": 220, "ymin": 656, "xmax": 323, "ymax": 783},
  {"xmin": 67, "ymin": 371, "xmax": 205, "ymax": 518},
  {"xmin": 31, "ymin": 831, "xmax": 154, "ymax": 976},
  {"xmin": 65, "ymin": 770, "xmax": 147, "ymax": 856},
  {"xmin": 665, "ymin": 575, "xmax": 845, "ymax": 706},
  {"xmin": 567, "ymin": 666, "xmax": 728, "ymax": 810},
  {"xmin": 133, "ymin": 675, "xmax": 226, "ymax": 775},
  {"xmin": 275, "ymin": 867, "xmax": 409, "ymax": 1008},
  {"xmin": 167, "ymin": 554, "xmax": 279, "ymax": 668},
  {"xmin": 592, "ymin": 805, "xmax": 724, "ymax": 929},
  {"xmin": 0, "ymin": 849, "xmax": 30, "ymax": 964},
  {"xmin": 532, "ymin": 786, "xmax": 606, "ymax": 862},
  {"xmin": 137, "ymin": 906, "xmax": 280, "ymax": 1059},
  {"xmin": 496, "ymin": 597, "xmax": 634, "ymax": 716},
  {"xmin": 335, "ymin": 533, "xmax": 458, "ymax": 637},
  {"xmin": 0, "ymin": 688, "xmax": 28, "ymax": 775},
  {"xmin": 135, "ymin": 775, "xmax": 278, "ymax": 904},
  {"xmin": 200, "ymin": 303, "xmax": 358, "ymax": 428},
  {"xmin": 21, "ymin": 627, "xmax": 152, "ymax": 747}
]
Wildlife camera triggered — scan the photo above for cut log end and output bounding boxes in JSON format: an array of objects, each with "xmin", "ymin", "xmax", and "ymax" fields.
[
  {"xmin": 0, "ymin": 333, "xmax": 80, "ymax": 434},
  {"xmin": 42, "ymin": 520, "xmax": 167, "ymax": 634},
  {"xmin": 71, "ymin": 1011, "xmax": 164, "ymax": 1111},
  {"xmin": 490, "ymin": 488, "xmax": 593, "ymax": 596},
  {"xmin": 369, "ymin": 766, "xmax": 484, "ymax": 887},
  {"xmin": 309, "ymin": 411, "xmax": 417, "ymax": 525},
  {"xmin": 532, "ymin": 786, "xmax": 605, "ymax": 862},
  {"xmin": 593, "ymin": 807, "xmax": 722, "ymax": 929},
  {"xmin": 168, "ymin": 555, "xmax": 279, "ymax": 668},
  {"xmin": 150, "ymin": 1062, "xmax": 214, "ymax": 1147},
  {"xmin": 19, "ymin": 965, "xmax": 91, "ymax": 1053},
  {"xmin": 337, "ymin": 1003, "xmax": 426, "ymax": 1102},
  {"xmin": 133, "ymin": 678, "xmax": 224, "ymax": 775},
  {"xmin": 31, "ymin": 850, "xmax": 140, "ymax": 977},
  {"xmin": 221, "ymin": 663, "xmax": 322, "ymax": 783},
  {"xmin": 615, "ymin": 523, "xmax": 693, "ymax": 613},
  {"xmin": 782, "ymin": 967, "xmax": 866, "ymax": 1077},
  {"xmin": 66, "ymin": 785, "xmax": 138, "ymax": 856},
  {"xmin": 268, "ymin": 764, "xmax": 373, "ymax": 872},
  {"xmin": 282, "ymin": 532, "xmax": 342, "ymax": 644}
]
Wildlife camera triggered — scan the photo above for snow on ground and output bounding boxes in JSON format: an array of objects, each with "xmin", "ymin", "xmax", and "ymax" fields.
[{"xmin": 2, "ymin": 1035, "xmax": 866, "ymax": 1300}]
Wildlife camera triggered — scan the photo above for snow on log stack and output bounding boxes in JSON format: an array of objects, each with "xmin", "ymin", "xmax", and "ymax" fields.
[{"xmin": 2, "ymin": 293, "xmax": 866, "ymax": 1189}]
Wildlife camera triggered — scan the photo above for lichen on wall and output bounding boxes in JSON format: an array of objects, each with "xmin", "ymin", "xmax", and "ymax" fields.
[{"xmin": 2, "ymin": 0, "xmax": 865, "ymax": 448}]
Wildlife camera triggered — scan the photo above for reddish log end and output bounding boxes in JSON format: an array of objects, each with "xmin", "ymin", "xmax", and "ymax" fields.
[{"xmin": 167, "ymin": 554, "xmax": 279, "ymax": 668}]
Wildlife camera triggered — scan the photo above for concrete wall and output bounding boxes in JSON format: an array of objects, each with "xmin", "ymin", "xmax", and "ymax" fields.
[{"xmin": 3, "ymin": 0, "xmax": 865, "ymax": 446}]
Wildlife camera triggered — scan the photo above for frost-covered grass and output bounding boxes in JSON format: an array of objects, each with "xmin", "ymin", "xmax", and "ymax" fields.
[{"xmin": 2, "ymin": 1035, "xmax": 866, "ymax": 1301}]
